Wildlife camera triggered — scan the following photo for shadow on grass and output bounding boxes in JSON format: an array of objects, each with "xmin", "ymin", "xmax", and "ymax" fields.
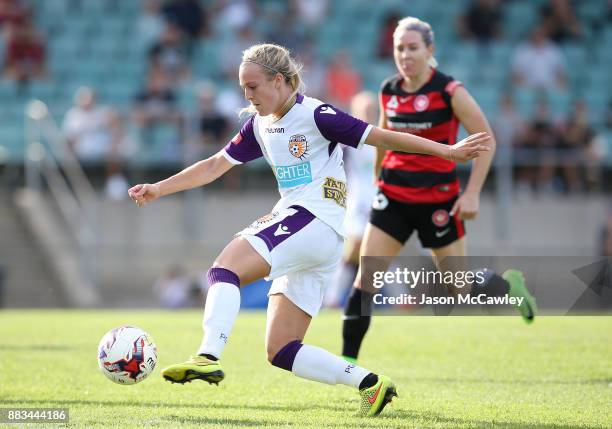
[{"xmin": 409, "ymin": 376, "xmax": 612, "ymax": 386}]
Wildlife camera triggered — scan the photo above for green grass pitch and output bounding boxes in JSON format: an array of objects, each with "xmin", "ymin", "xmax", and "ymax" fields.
[{"xmin": 1, "ymin": 310, "xmax": 611, "ymax": 428}]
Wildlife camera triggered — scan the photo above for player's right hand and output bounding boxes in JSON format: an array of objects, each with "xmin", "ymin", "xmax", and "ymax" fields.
[
  {"xmin": 128, "ymin": 183, "xmax": 161, "ymax": 207},
  {"xmin": 449, "ymin": 132, "xmax": 491, "ymax": 163}
]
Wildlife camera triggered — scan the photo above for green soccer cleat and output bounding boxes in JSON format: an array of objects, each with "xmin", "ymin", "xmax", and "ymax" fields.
[
  {"xmin": 161, "ymin": 355, "xmax": 225, "ymax": 385},
  {"xmin": 359, "ymin": 375, "xmax": 398, "ymax": 417},
  {"xmin": 343, "ymin": 356, "xmax": 357, "ymax": 364},
  {"xmin": 504, "ymin": 269, "xmax": 537, "ymax": 324}
]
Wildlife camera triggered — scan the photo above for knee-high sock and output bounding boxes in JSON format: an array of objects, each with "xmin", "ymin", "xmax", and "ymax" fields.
[
  {"xmin": 197, "ymin": 268, "xmax": 241, "ymax": 359},
  {"xmin": 272, "ymin": 340, "xmax": 371, "ymax": 387},
  {"xmin": 324, "ymin": 261, "xmax": 358, "ymax": 307},
  {"xmin": 342, "ymin": 287, "xmax": 373, "ymax": 360},
  {"xmin": 470, "ymin": 268, "xmax": 510, "ymax": 297}
]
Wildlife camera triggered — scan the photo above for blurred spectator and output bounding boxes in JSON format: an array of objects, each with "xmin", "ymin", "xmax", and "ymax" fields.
[
  {"xmin": 512, "ymin": 26, "xmax": 567, "ymax": 91},
  {"xmin": 63, "ymin": 87, "xmax": 113, "ymax": 162},
  {"xmin": 264, "ymin": 2, "xmax": 307, "ymax": 53},
  {"xmin": 291, "ymin": 0, "xmax": 328, "ymax": 37},
  {"xmin": 377, "ymin": 12, "xmax": 402, "ymax": 59},
  {"xmin": 514, "ymin": 100, "xmax": 558, "ymax": 194},
  {"xmin": 149, "ymin": 22, "xmax": 190, "ymax": 83},
  {"xmin": 324, "ymin": 51, "xmax": 362, "ymax": 109},
  {"xmin": 0, "ymin": 0, "xmax": 29, "ymax": 31},
  {"xmin": 215, "ymin": 0, "xmax": 255, "ymax": 32},
  {"xmin": 132, "ymin": 66, "xmax": 181, "ymax": 129},
  {"xmin": 557, "ymin": 101, "xmax": 605, "ymax": 193},
  {"xmin": 187, "ymin": 81, "xmax": 231, "ymax": 160},
  {"xmin": 153, "ymin": 265, "xmax": 193, "ymax": 308},
  {"xmin": 492, "ymin": 93, "xmax": 526, "ymax": 152},
  {"xmin": 104, "ymin": 110, "xmax": 136, "ymax": 200},
  {"xmin": 219, "ymin": 25, "xmax": 257, "ymax": 80},
  {"xmin": 161, "ymin": 0, "xmax": 207, "ymax": 41},
  {"xmin": 3, "ymin": 19, "xmax": 46, "ymax": 84},
  {"xmin": 299, "ymin": 42, "xmax": 325, "ymax": 99},
  {"xmin": 135, "ymin": 0, "xmax": 165, "ymax": 50},
  {"xmin": 540, "ymin": 0, "xmax": 582, "ymax": 43},
  {"xmin": 458, "ymin": 0, "xmax": 503, "ymax": 43},
  {"xmin": 63, "ymin": 87, "xmax": 135, "ymax": 196}
]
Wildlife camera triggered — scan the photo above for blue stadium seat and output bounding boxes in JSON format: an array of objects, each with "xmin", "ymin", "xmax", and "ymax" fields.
[{"xmin": 513, "ymin": 88, "xmax": 538, "ymax": 116}]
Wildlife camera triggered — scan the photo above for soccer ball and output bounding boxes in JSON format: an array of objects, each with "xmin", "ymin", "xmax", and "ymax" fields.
[{"xmin": 97, "ymin": 326, "xmax": 157, "ymax": 385}]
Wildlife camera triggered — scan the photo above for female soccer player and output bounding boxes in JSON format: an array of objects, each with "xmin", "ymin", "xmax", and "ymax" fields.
[
  {"xmin": 324, "ymin": 91, "xmax": 378, "ymax": 308},
  {"xmin": 341, "ymin": 17, "xmax": 537, "ymax": 362},
  {"xmin": 129, "ymin": 43, "xmax": 490, "ymax": 417}
]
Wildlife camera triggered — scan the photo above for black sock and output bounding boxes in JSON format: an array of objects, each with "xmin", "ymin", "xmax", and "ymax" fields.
[
  {"xmin": 471, "ymin": 269, "xmax": 510, "ymax": 298},
  {"xmin": 198, "ymin": 353, "xmax": 218, "ymax": 361},
  {"xmin": 342, "ymin": 287, "xmax": 373, "ymax": 359},
  {"xmin": 358, "ymin": 373, "xmax": 379, "ymax": 390}
]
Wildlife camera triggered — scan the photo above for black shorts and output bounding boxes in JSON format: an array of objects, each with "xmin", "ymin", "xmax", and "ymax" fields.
[{"xmin": 369, "ymin": 191, "xmax": 465, "ymax": 249}]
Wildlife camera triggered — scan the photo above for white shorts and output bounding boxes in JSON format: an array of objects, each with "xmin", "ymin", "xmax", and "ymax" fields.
[{"xmin": 237, "ymin": 205, "xmax": 343, "ymax": 316}]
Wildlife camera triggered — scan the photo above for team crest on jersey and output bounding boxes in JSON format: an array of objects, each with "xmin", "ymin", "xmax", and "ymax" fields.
[
  {"xmin": 322, "ymin": 177, "xmax": 346, "ymax": 208},
  {"xmin": 289, "ymin": 134, "xmax": 309, "ymax": 160},
  {"xmin": 432, "ymin": 209, "xmax": 450, "ymax": 227},
  {"xmin": 413, "ymin": 95, "xmax": 430, "ymax": 112}
]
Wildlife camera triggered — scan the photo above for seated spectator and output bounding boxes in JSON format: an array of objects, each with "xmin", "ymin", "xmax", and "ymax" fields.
[
  {"xmin": 324, "ymin": 51, "xmax": 362, "ymax": 110},
  {"xmin": 185, "ymin": 81, "xmax": 231, "ymax": 162},
  {"xmin": 149, "ymin": 22, "xmax": 190, "ymax": 84},
  {"xmin": 557, "ymin": 101, "xmax": 605, "ymax": 193},
  {"xmin": 104, "ymin": 110, "xmax": 137, "ymax": 200},
  {"xmin": 299, "ymin": 41, "xmax": 325, "ymax": 100},
  {"xmin": 540, "ymin": 0, "xmax": 582, "ymax": 43},
  {"xmin": 264, "ymin": 2, "xmax": 306, "ymax": 53},
  {"xmin": 377, "ymin": 12, "xmax": 402, "ymax": 59},
  {"xmin": 132, "ymin": 66, "xmax": 181, "ymax": 129},
  {"xmin": 514, "ymin": 100, "xmax": 558, "ymax": 195},
  {"xmin": 63, "ymin": 87, "xmax": 135, "ymax": 196},
  {"xmin": 3, "ymin": 19, "xmax": 46, "ymax": 83},
  {"xmin": 458, "ymin": 0, "xmax": 503, "ymax": 44},
  {"xmin": 0, "ymin": 0, "xmax": 29, "ymax": 31},
  {"xmin": 135, "ymin": 0, "xmax": 165, "ymax": 50},
  {"xmin": 214, "ymin": 0, "xmax": 254, "ymax": 32},
  {"xmin": 153, "ymin": 265, "xmax": 194, "ymax": 308},
  {"xmin": 291, "ymin": 0, "xmax": 328, "ymax": 38},
  {"xmin": 161, "ymin": 0, "xmax": 207, "ymax": 41},
  {"xmin": 63, "ymin": 87, "xmax": 113, "ymax": 162},
  {"xmin": 492, "ymin": 93, "xmax": 526, "ymax": 162},
  {"xmin": 219, "ymin": 25, "xmax": 256, "ymax": 80},
  {"xmin": 512, "ymin": 25, "xmax": 567, "ymax": 91}
]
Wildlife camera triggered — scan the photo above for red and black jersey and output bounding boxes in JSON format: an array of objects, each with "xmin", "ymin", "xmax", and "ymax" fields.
[{"xmin": 379, "ymin": 69, "xmax": 463, "ymax": 204}]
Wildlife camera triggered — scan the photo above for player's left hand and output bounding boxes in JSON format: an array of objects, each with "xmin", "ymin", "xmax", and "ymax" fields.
[{"xmin": 450, "ymin": 193, "xmax": 479, "ymax": 220}]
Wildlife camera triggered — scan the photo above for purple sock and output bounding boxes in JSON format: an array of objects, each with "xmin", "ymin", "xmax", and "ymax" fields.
[
  {"xmin": 207, "ymin": 267, "xmax": 240, "ymax": 287},
  {"xmin": 271, "ymin": 340, "xmax": 303, "ymax": 371}
]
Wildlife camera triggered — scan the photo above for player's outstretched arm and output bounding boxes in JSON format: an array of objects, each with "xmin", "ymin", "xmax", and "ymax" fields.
[
  {"xmin": 128, "ymin": 151, "xmax": 234, "ymax": 207},
  {"xmin": 365, "ymin": 127, "xmax": 491, "ymax": 163}
]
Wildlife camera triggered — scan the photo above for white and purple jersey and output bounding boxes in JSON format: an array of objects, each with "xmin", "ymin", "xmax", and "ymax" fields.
[{"xmin": 223, "ymin": 94, "xmax": 373, "ymax": 237}]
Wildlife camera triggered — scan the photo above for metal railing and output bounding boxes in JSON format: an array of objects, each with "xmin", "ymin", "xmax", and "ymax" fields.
[{"xmin": 24, "ymin": 100, "xmax": 99, "ymax": 300}]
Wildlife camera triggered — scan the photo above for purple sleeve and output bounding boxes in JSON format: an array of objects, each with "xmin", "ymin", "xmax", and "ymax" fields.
[
  {"xmin": 223, "ymin": 116, "xmax": 263, "ymax": 164},
  {"xmin": 313, "ymin": 104, "xmax": 371, "ymax": 149}
]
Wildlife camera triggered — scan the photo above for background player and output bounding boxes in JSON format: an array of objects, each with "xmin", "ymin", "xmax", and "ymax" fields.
[
  {"xmin": 324, "ymin": 91, "xmax": 378, "ymax": 308},
  {"xmin": 128, "ymin": 43, "xmax": 490, "ymax": 416},
  {"xmin": 341, "ymin": 17, "xmax": 536, "ymax": 363}
]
